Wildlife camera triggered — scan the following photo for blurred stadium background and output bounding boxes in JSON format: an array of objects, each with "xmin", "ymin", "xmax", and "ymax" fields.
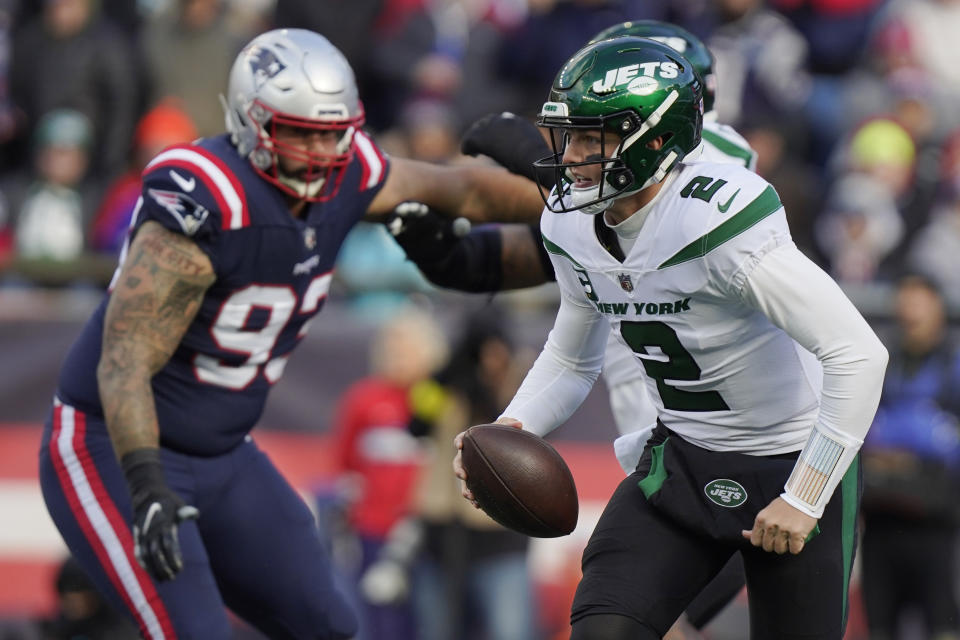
[{"xmin": 3, "ymin": 0, "xmax": 960, "ymax": 638}]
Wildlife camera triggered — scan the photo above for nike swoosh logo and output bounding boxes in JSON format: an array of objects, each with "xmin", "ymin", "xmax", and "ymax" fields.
[
  {"xmin": 717, "ymin": 188, "xmax": 740, "ymax": 213},
  {"xmin": 142, "ymin": 502, "xmax": 162, "ymax": 532},
  {"xmin": 169, "ymin": 170, "xmax": 196, "ymax": 192}
]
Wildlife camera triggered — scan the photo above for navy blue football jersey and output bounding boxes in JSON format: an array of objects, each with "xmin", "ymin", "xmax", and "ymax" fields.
[{"xmin": 57, "ymin": 133, "xmax": 389, "ymax": 454}]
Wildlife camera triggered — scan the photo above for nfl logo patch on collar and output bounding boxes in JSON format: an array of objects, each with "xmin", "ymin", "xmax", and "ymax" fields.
[
  {"xmin": 304, "ymin": 227, "xmax": 317, "ymax": 249},
  {"xmin": 618, "ymin": 273, "xmax": 633, "ymax": 292}
]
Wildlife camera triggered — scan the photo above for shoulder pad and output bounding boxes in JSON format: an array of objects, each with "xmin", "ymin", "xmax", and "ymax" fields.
[
  {"xmin": 352, "ymin": 131, "xmax": 389, "ymax": 192},
  {"xmin": 141, "ymin": 144, "xmax": 250, "ymax": 236}
]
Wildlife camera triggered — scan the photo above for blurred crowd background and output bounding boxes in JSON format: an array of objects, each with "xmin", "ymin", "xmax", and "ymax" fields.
[{"xmin": 1, "ymin": 0, "xmax": 960, "ymax": 639}]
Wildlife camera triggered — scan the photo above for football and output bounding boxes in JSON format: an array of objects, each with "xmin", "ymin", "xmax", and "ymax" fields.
[{"xmin": 461, "ymin": 424, "xmax": 578, "ymax": 537}]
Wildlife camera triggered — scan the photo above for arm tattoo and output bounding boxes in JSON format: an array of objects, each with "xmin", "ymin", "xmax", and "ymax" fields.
[{"xmin": 98, "ymin": 221, "xmax": 215, "ymax": 457}]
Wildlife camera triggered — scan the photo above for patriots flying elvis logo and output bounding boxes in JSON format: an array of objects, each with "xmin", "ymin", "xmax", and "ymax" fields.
[
  {"xmin": 147, "ymin": 188, "xmax": 210, "ymax": 236},
  {"xmin": 248, "ymin": 45, "xmax": 286, "ymax": 89}
]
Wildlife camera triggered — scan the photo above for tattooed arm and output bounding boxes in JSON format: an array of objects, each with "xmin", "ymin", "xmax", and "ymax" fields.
[{"xmin": 97, "ymin": 221, "xmax": 215, "ymax": 459}]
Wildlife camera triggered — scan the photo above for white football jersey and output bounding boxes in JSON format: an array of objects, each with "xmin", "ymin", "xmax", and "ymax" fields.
[
  {"xmin": 543, "ymin": 161, "xmax": 821, "ymax": 454},
  {"xmin": 700, "ymin": 119, "xmax": 758, "ymax": 171},
  {"xmin": 600, "ymin": 120, "xmax": 759, "ymax": 437}
]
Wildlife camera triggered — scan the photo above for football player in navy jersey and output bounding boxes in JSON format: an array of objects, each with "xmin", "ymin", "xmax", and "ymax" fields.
[{"xmin": 37, "ymin": 28, "xmax": 543, "ymax": 640}]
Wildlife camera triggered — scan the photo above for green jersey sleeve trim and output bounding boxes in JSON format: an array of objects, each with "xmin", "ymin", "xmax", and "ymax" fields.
[
  {"xmin": 702, "ymin": 128, "xmax": 758, "ymax": 169},
  {"xmin": 658, "ymin": 185, "xmax": 782, "ymax": 269},
  {"xmin": 542, "ymin": 233, "xmax": 585, "ymax": 269}
]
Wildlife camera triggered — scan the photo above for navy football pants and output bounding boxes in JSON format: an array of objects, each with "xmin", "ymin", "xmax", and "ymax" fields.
[{"xmin": 39, "ymin": 399, "xmax": 357, "ymax": 640}]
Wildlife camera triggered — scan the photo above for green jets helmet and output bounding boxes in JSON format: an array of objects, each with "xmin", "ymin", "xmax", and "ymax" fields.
[
  {"xmin": 589, "ymin": 21, "xmax": 717, "ymax": 113},
  {"xmin": 534, "ymin": 37, "xmax": 703, "ymax": 215}
]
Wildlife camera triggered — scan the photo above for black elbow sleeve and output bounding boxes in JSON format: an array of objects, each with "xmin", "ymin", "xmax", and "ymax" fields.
[{"xmin": 416, "ymin": 226, "xmax": 504, "ymax": 293}]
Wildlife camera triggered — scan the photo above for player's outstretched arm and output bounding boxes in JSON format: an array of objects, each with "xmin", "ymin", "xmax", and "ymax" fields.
[
  {"xmin": 386, "ymin": 202, "xmax": 554, "ymax": 292},
  {"xmin": 97, "ymin": 220, "xmax": 214, "ymax": 580},
  {"xmin": 499, "ymin": 224, "xmax": 555, "ymax": 289},
  {"xmin": 365, "ymin": 156, "xmax": 545, "ymax": 225}
]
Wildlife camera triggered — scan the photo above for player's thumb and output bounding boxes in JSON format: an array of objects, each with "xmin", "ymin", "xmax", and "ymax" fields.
[{"xmin": 495, "ymin": 416, "xmax": 523, "ymax": 429}]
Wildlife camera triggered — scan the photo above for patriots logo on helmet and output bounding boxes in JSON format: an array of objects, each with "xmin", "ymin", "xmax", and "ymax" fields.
[
  {"xmin": 147, "ymin": 188, "xmax": 210, "ymax": 236},
  {"xmin": 618, "ymin": 273, "xmax": 634, "ymax": 292},
  {"xmin": 248, "ymin": 45, "xmax": 286, "ymax": 90}
]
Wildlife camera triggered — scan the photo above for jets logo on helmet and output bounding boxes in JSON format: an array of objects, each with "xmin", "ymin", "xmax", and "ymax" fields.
[
  {"xmin": 591, "ymin": 61, "xmax": 680, "ymax": 94},
  {"xmin": 589, "ymin": 20, "xmax": 718, "ymax": 114},
  {"xmin": 533, "ymin": 37, "xmax": 703, "ymax": 215}
]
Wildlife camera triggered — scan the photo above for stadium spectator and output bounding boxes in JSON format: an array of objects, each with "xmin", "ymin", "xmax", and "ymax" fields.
[
  {"xmin": 140, "ymin": 0, "xmax": 248, "ymax": 138},
  {"xmin": 817, "ymin": 117, "xmax": 917, "ymax": 282},
  {"xmin": 330, "ymin": 305, "xmax": 448, "ymax": 640},
  {"xmin": 34, "ymin": 555, "xmax": 140, "ymax": 640},
  {"xmin": 366, "ymin": 0, "xmax": 529, "ymax": 134},
  {"xmin": 873, "ymin": 0, "xmax": 960, "ymax": 98},
  {"xmin": 860, "ymin": 273, "xmax": 960, "ymax": 640},
  {"xmin": 770, "ymin": 0, "xmax": 887, "ymax": 166},
  {"xmin": 771, "ymin": 0, "xmax": 884, "ymax": 77},
  {"xmin": 396, "ymin": 98, "xmax": 461, "ymax": 165},
  {"xmin": 8, "ymin": 0, "xmax": 138, "ymax": 181},
  {"xmin": 701, "ymin": 0, "xmax": 812, "ymax": 133},
  {"xmin": 5, "ymin": 109, "xmax": 97, "ymax": 263},
  {"xmin": 0, "ymin": 0, "xmax": 19, "ymax": 171},
  {"xmin": 907, "ymin": 129, "xmax": 960, "ymax": 305},
  {"xmin": 907, "ymin": 184, "xmax": 960, "ymax": 307},
  {"xmin": 89, "ymin": 100, "xmax": 198, "ymax": 255},
  {"xmin": 495, "ymin": 0, "xmax": 669, "ymax": 120},
  {"xmin": 410, "ymin": 310, "xmax": 539, "ymax": 640},
  {"xmin": 815, "ymin": 172, "xmax": 904, "ymax": 284},
  {"xmin": 36, "ymin": 27, "xmax": 541, "ymax": 640}
]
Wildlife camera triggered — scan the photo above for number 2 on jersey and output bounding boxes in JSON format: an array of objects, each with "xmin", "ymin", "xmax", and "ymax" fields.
[{"xmin": 620, "ymin": 320, "xmax": 729, "ymax": 412}]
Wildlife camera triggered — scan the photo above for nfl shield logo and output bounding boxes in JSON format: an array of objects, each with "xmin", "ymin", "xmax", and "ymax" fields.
[
  {"xmin": 304, "ymin": 228, "xmax": 317, "ymax": 249},
  {"xmin": 618, "ymin": 273, "xmax": 634, "ymax": 292}
]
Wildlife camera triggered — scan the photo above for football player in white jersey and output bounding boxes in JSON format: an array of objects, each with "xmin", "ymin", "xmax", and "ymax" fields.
[
  {"xmin": 452, "ymin": 37, "xmax": 887, "ymax": 640},
  {"xmin": 394, "ymin": 20, "xmax": 757, "ymax": 445},
  {"xmin": 586, "ymin": 21, "xmax": 756, "ymax": 450},
  {"xmin": 388, "ymin": 21, "xmax": 759, "ymax": 638}
]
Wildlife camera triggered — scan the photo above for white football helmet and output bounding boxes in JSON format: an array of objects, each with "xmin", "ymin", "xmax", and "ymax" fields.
[{"xmin": 223, "ymin": 28, "xmax": 365, "ymax": 201}]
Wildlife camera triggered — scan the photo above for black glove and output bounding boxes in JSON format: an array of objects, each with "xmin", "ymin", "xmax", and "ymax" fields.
[
  {"xmin": 386, "ymin": 202, "xmax": 504, "ymax": 292},
  {"xmin": 122, "ymin": 448, "xmax": 198, "ymax": 582},
  {"xmin": 385, "ymin": 202, "xmax": 471, "ymax": 267},
  {"xmin": 460, "ymin": 112, "xmax": 555, "ymax": 186}
]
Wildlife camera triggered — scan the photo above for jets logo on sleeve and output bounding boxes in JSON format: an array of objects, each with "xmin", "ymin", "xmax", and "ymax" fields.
[{"xmin": 148, "ymin": 188, "xmax": 210, "ymax": 236}]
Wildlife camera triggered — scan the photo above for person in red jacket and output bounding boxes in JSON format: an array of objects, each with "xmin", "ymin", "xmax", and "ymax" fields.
[{"xmin": 331, "ymin": 306, "xmax": 449, "ymax": 640}]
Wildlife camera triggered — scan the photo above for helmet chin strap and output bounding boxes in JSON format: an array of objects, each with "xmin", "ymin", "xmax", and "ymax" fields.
[{"xmin": 570, "ymin": 182, "xmax": 640, "ymax": 215}]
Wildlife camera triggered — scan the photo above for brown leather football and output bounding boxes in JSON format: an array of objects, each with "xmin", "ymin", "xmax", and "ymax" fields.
[{"xmin": 461, "ymin": 424, "xmax": 578, "ymax": 537}]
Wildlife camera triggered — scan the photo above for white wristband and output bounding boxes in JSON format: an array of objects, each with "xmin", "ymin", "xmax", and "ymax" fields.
[{"xmin": 782, "ymin": 422, "xmax": 862, "ymax": 519}]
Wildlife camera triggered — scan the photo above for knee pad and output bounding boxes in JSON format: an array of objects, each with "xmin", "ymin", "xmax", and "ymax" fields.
[{"xmin": 570, "ymin": 613, "xmax": 658, "ymax": 640}]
